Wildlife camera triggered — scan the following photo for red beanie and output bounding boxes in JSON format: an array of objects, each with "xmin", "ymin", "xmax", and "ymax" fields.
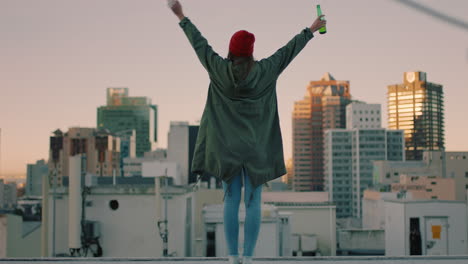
[{"xmin": 229, "ymin": 30, "xmax": 255, "ymax": 57}]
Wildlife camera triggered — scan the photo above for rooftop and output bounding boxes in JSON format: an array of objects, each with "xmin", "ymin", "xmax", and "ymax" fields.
[{"xmin": 2, "ymin": 256, "xmax": 468, "ymax": 264}]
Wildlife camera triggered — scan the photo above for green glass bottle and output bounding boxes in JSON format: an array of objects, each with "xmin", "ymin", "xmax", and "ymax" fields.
[{"xmin": 316, "ymin": 4, "xmax": 327, "ymax": 34}]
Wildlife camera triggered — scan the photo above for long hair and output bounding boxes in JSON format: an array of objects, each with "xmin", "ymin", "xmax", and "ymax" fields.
[{"xmin": 228, "ymin": 52, "xmax": 255, "ymax": 82}]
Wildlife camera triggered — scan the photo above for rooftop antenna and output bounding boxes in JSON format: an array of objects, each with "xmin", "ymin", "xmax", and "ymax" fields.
[{"xmin": 157, "ymin": 168, "xmax": 169, "ymax": 257}]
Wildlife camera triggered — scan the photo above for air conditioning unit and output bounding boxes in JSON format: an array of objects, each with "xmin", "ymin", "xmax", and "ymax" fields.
[{"xmin": 84, "ymin": 221, "xmax": 100, "ymax": 241}]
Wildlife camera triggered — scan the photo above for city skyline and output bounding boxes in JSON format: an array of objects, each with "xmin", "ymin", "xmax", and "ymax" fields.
[{"xmin": 1, "ymin": 0, "xmax": 468, "ymax": 179}]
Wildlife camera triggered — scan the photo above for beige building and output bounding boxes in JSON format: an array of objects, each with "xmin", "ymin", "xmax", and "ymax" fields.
[
  {"xmin": 292, "ymin": 73, "xmax": 351, "ymax": 191},
  {"xmin": 48, "ymin": 128, "xmax": 121, "ymax": 186},
  {"xmin": 373, "ymin": 151, "xmax": 468, "ymax": 201},
  {"xmin": 391, "ymin": 175, "xmax": 456, "ymax": 200},
  {"xmin": 425, "ymin": 151, "xmax": 468, "ymax": 201}
]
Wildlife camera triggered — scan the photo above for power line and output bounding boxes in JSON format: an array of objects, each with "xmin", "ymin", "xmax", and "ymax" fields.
[{"xmin": 393, "ymin": 0, "xmax": 468, "ymax": 31}]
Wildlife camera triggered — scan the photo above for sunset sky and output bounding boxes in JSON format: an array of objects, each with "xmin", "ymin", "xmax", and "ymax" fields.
[{"xmin": 1, "ymin": 0, "xmax": 468, "ymax": 181}]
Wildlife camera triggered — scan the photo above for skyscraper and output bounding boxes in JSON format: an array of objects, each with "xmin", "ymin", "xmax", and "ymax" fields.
[
  {"xmin": 388, "ymin": 71, "xmax": 444, "ymax": 160},
  {"xmin": 97, "ymin": 88, "xmax": 158, "ymax": 157},
  {"xmin": 325, "ymin": 102, "xmax": 405, "ymax": 218},
  {"xmin": 292, "ymin": 73, "xmax": 351, "ymax": 191}
]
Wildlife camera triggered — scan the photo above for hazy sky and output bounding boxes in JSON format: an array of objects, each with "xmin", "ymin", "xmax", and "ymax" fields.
[{"xmin": 1, "ymin": 0, "xmax": 468, "ymax": 180}]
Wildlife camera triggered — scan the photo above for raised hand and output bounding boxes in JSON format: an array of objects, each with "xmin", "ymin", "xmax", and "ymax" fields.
[
  {"xmin": 310, "ymin": 15, "xmax": 327, "ymax": 33},
  {"xmin": 168, "ymin": 0, "xmax": 185, "ymax": 21}
]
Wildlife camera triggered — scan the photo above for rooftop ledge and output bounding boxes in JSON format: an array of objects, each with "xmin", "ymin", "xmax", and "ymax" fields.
[{"xmin": 2, "ymin": 256, "xmax": 468, "ymax": 264}]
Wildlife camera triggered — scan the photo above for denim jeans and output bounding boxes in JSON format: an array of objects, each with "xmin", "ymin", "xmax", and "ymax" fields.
[{"xmin": 222, "ymin": 167, "xmax": 262, "ymax": 257}]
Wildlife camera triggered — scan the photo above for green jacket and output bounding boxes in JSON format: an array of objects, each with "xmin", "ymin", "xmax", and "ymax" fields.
[{"xmin": 180, "ymin": 17, "xmax": 314, "ymax": 188}]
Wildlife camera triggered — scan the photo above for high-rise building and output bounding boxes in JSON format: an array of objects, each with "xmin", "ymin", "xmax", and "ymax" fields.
[
  {"xmin": 292, "ymin": 73, "xmax": 351, "ymax": 191},
  {"xmin": 324, "ymin": 102, "xmax": 405, "ymax": 218},
  {"xmin": 388, "ymin": 71, "xmax": 444, "ymax": 160},
  {"xmin": 97, "ymin": 88, "xmax": 158, "ymax": 157},
  {"xmin": 324, "ymin": 129, "xmax": 405, "ymax": 218},
  {"xmin": 26, "ymin": 159, "xmax": 48, "ymax": 197},
  {"xmin": 48, "ymin": 128, "xmax": 121, "ymax": 186}
]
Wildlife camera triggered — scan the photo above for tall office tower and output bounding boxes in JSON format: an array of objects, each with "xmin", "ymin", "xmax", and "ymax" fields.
[
  {"xmin": 48, "ymin": 128, "xmax": 122, "ymax": 187},
  {"xmin": 388, "ymin": 71, "xmax": 444, "ymax": 160},
  {"xmin": 26, "ymin": 159, "xmax": 48, "ymax": 197},
  {"xmin": 97, "ymin": 88, "xmax": 158, "ymax": 157},
  {"xmin": 292, "ymin": 73, "xmax": 351, "ymax": 191},
  {"xmin": 324, "ymin": 129, "xmax": 405, "ymax": 218}
]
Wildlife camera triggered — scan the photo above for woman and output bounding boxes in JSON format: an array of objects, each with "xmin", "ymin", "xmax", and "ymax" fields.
[{"xmin": 169, "ymin": 1, "xmax": 326, "ymax": 263}]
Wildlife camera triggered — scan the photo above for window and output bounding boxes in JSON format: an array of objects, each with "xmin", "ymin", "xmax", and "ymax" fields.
[
  {"xmin": 431, "ymin": 196, "xmax": 438, "ymax": 200},
  {"xmin": 465, "ymin": 172, "xmax": 468, "ymax": 178},
  {"xmin": 426, "ymin": 189, "xmax": 432, "ymax": 192},
  {"xmin": 431, "ymin": 181, "xmax": 437, "ymax": 185}
]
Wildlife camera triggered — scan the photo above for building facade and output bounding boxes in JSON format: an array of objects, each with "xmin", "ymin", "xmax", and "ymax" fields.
[
  {"xmin": 373, "ymin": 151, "xmax": 468, "ymax": 201},
  {"xmin": 293, "ymin": 73, "xmax": 351, "ymax": 191},
  {"xmin": 26, "ymin": 159, "xmax": 48, "ymax": 197},
  {"xmin": 97, "ymin": 88, "xmax": 157, "ymax": 157},
  {"xmin": 0, "ymin": 180, "xmax": 17, "ymax": 209},
  {"xmin": 324, "ymin": 129, "xmax": 405, "ymax": 218},
  {"xmin": 385, "ymin": 200, "xmax": 467, "ymax": 256},
  {"xmin": 48, "ymin": 128, "xmax": 121, "ymax": 186},
  {"xmin": 282, "ymin": 158, "xmax": 294, "ymax": 190},
  {"xmin": 166, "ymin": 121, "xmax": 217, "ymax": 186},
  {"xmin": 391, "ymin": 175, "xmax": 456, "ymax": 200},
  {"xmin": 388, "ymin": 71, "xmax": 444, "ymax": 161},
  {"xmin": 346, "ymin": 102, "xmax": 381, "ymax": 129}
]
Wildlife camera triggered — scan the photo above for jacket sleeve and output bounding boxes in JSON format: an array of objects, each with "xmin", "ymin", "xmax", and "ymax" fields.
[
  {"xmin": 179, "ymin": 17, "xmax": 224, "ymax": 75},
  {"xmin": 261, "ymin": 28, "xmax": 314, "ymax": 75}
]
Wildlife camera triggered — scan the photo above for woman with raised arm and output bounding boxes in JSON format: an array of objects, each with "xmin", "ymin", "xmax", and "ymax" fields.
[{"xmin": 168, "ymin": 1, "xmax": 326, "ymax": 263}]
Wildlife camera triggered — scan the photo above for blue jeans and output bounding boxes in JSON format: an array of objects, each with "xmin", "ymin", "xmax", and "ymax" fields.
[{"xmin": 222, "ymin": 167, "xmax": 262, "ymax": 257}]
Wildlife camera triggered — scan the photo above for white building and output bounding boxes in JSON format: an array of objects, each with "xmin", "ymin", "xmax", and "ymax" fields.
[
  {"xmin": 43, "ymin": 180, "xmax": 223, "ymax": 257},
  {"xmin": 41, "ymin": 154, "xmax": 338, "ymax": 258},
  {"xmin": 324, "ymin": 129, "xmax": 405, "ymax": 218},
  {"xmin": 385, "ymin": 200, "xmax": 467, "ymax": 256},
  {"xmin": 363, "ymin": 190, "xmax": 408, "ymax": 229},
  {"xmin": 203, "ymin": 204, "xmax": 292, "ymax": 257},
  {"xmin": 122, "ymin": 149, "xmax": 167, "ymax": 177},
  {"xmin": 262, "ymin": 192, "xmax": 336, "ymax": 256},
  {"xmin": 346, "ymin": 102, "xmax": 381, "ymax": 129},
  {"xmin": 26, "ymin": 159, "xmax": 48, "ymax": 197},
  {"xmin": 167, "ymin": 121, "xmax": 201, "ymax": 185},
  {"xmin": 142, "ymin": 160, "xmax": 183, "ymax": 185}
]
